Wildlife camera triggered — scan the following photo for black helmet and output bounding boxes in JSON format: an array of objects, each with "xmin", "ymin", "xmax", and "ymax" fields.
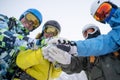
[{"xmin": 42, "ymin": 20, "xmax": 61, "ymax": 33}]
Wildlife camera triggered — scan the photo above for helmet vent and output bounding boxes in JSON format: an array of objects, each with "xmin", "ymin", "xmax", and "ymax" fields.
[{"xmin": 98, "ymin": 0, "xmax": 100, "ymax": 4}]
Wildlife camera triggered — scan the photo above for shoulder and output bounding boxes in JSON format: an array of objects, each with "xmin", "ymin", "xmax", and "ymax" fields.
[{"xmin": 0, "ymin": 14, "xmax": 8, "ymax": 20}]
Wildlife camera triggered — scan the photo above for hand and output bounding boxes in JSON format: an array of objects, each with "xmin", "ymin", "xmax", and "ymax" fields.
[
  {"xmin": 43, "ymin": 45, "xmax": 72, "ymax": 65},
  {"xmin": 45, "ymin": 37, "xmax": 70, "ymax": 45},
  {"xmin": 42, "ymin": 45, "xmax": 56, "ymax": 63},
  {"xmin": 45, "ymin": 37, "xmax": 78, "ymax": 56}
]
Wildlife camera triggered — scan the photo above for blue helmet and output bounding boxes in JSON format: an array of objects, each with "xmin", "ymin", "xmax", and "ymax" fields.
[{"xmin": 19, "ymin": 8, "xmax": 42, "ymax": 29}]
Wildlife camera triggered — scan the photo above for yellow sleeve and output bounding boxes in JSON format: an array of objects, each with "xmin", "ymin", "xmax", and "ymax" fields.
[
  {"xmin": 51, "ymin": 64, "xmax": 62, "ymax": 78},
  {"xmin": 16, "ymin": 49, "xmax": 43, "ymax": 70}
]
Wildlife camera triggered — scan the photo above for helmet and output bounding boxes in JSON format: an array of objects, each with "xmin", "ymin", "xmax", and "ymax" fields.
[
  {"xmin": 19, "ymin": 8, "xmax": 42, "ymax": 29},
  {"xmin": 82, "ymin": 24, "xmax": 101, "ymax": 39},
  {"xmin": 42, "ymin": 20, "xmax": 61, "ymax": 33},
  {"xmin": 90, "ymin": 0, "xmax": 118, "ymax": 18},
  {"xmin": 90, "ymin": 0, "xmax": 110, "ymax": 17}
]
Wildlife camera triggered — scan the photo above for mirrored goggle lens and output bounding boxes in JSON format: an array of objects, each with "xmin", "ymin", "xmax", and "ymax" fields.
[
  {"xmin": 44, "ymin": 25, "xmax": 58, "ymax": 36},
  {"xmin": 25, "ymin": 13, "xmax": 39, "ymax": 28},
  {"xmin": 94, "ymin": 3, "xmax": 112, "ymax": 21}
]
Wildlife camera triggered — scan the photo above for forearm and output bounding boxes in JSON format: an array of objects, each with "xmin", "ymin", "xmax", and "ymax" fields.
[
  {"xmin": 76, "ymin": 33, "xmax": 119, "ymax": 56},
  {"xmin": 0, "ymin": 30, "xmax": 40, "ymax": 50},
  {"xmin": 0, "ymin": 31, "xmax": 15, "ymax": 49},
  {"xmin": 61, "ymin": 56, "xmax": 84, "ymax": 74},
  {"xmin": 75, "ymin": 9, "xmax": 120, "ymax": 56},
  {"xmin": 16, "ymin": 49, "xmax": 42, "ymax": 70}
]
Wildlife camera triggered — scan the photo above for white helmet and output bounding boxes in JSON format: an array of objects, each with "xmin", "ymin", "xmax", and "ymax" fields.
[
  {"xmin": 90, "ymin": 0, "xmax": 110, "ymax": 17},
  {"xmin": 82, "ymin": 24, "xmax": 101, "ymax": 39}
]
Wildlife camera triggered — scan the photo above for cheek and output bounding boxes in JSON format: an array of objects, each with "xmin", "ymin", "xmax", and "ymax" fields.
[
  {"xmin": 21, "ymin": 21, "xmax": 29, "ymax": 28},
  {"xmin": 22, "ymin": 23, "xmax": 27, "ymax": 28},
  {"xmin": 83, "ymin": 32, "xmax": 87, "ymax": 38},
  {"xmin": 28, "ymin": 26, "xmax": 34, "ymax": 30},
  {"xmin": 44, "ymin": 33, "xmax": 53, "ymax": 38}
]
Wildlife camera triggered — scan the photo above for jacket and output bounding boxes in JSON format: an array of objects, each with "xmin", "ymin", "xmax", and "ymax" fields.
[
  {"xmin": 16, "ymin": 49, "xmax": 62, "ymax": 80},
  {"xmin": 61, "ymin": 50, "xmax": 120, "ymax": 80},
  {"xmin": 0, "ymin": 14, "xmax": 36, "ymax": 79},
  {"xmin": 75, "ymin": 8, "xmax": 120, "ymax": 56}
]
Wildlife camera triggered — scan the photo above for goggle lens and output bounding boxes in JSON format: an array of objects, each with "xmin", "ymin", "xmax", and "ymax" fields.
[
  {"xmin": 94, "ymin": 3, "xmax": 112, "ymax": 21},
  {"xmin": 44, "ymin": 25, "xmax": 58, "ymax": 36},
  {"xmin": 25, "ymin": 13, "xmax": 39, "ymax": 28}
]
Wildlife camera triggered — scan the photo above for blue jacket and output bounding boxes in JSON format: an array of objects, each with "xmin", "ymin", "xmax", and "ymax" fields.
[{"xmin": 75, "ymin": 8, "xmax": 120, "ymax": 56}]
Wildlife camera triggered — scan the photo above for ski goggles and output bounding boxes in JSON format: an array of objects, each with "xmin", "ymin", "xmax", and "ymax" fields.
[
  {"xmin": 83, "ymin": 28, "xmax": 96, "ymax": 38},
  {"xmin": 44, "ymin": 25, "xmax": 58, "ymax": 36},
  {"xmin": 94, "ymin": 2, "xmax": 112, "ymax": 22},
  {"xmin": 25, "ymin": 13, "xmax": 39, "ymax": 28}
]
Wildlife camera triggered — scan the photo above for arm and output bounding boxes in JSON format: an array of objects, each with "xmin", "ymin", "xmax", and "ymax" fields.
[
  {"xmin": 61, "ymin": 56, "xmax": 85, "ymax": 74},
  {"xmin": 0, "ymin": 14, "xmax": 39, "ymax": 50},
  {"xmin": 76, "ymin": 31, "xmax": 120, "ymax": 56},
  {"xmin": 76, "ymin": 9, "xmax": 120, "ymax": 56},
  {"xmin": 16, "ymin": 49, "xmax": 43, "ymax": 70},
  {"xmin": 0, "ymin": 29, "xmax": 40, "ymax": 50}
]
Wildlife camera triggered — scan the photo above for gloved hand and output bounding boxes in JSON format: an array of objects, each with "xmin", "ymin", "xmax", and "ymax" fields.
[
  {"xmin": 42, "ymin": 44, "xmax": 72, "ymax": 65},
  {"xmin": 69, "ymin": 43, "xmax": 78, "ymax": 56},
  {"xmin": 45, "ymin": 37, "xmax": 69, "ymax": 45},
  {"xmin": 44, "ymin": 37, "xmax": 78, "ymax": 56},
  {"xmin": 42, "ymin": 45, "xmax": 56, "ymax": 63}
]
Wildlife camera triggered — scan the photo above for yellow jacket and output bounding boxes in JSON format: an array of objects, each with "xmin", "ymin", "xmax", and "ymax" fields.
[{"xmin": 16, "ymin": 49, "xmax": 62, "ymax": 80}]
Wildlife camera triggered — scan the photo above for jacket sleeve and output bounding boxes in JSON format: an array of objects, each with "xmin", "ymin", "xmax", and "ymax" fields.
[
  {"xmin": 60, "ymin": 56, "xmax": 85, "ymax": 74},
  {"xmin": 75, "ymin": 9, "xmax": 120, "ymax": 56},
  {"xmin": 0, "ymin": 14, "xmax": 9, "ymax": 29},
  {"xmin": 0, "ymin": 30, "xmax": 15, "ymax": 49},
  {"xmin": 0, "ymin": 14, "xmax": 14, "ymax": 49},
  {"xmin": 0, "ymin": 14, "xmax": 38, "ymax": 50},
  {"xmin": 75, "ymin": 33, "xmax": 119, "ymax": 56},
  {"xmin": 0, "ymin": 28, "xmax": 40, "ymax": 51},
  {"xmin": 51, "ymin": 64, "xmax": 62, "ymax": 78},
  {"xmin": 16, "ymin": 49, "xmax": 42, "ymax": 70}
]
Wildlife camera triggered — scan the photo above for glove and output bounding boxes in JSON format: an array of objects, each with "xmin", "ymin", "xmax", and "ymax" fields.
[
  {"xmin": 42, "ymin": 45, "xmax": 55, "ymax": 63},
  {"xmin": 45, "ymin": 37, "xmax": 78, "ymax": 56},
  {"xmin": 42, "ymin": 44, "xmax": 71, "ymax": 66},
  {"xmin": 45, "ymin": 37, "xmax": 69, "ymax": 45},
  {"xmin": 68, "ymin": 42, "xmax": 78, "ymax": 56},
  {"xmin": 43, "ymin": 45, "xmax": 72, "ymax": 65}
]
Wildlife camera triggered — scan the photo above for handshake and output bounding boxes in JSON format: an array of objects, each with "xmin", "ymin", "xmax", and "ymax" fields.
[{"xmin": 42, "ymin": 37, "xmax": 78, "ymax": 65}]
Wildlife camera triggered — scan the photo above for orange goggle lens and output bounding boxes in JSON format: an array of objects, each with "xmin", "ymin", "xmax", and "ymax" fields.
[{"xmin": 94, "ymin": 3, "xmax": 112, "ymax": 21}]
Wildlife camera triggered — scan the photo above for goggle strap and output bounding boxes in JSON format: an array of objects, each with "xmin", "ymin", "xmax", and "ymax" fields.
[
  {"xmin": 30, "ymin": 12, "xmax": 41, "ymax": 25},
  {"xmin": 104, "ymin": 7, "xmax": 117, "ymax": 23}
]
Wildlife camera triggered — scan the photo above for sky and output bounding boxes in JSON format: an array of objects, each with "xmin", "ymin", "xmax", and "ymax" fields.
[
  {"xmin": 1, "ymin": 0, "xmax": 119, "ymax": 41},
  {"xmin": 0, "ymin": 0, "xmax": 120, "ymax": 80}
]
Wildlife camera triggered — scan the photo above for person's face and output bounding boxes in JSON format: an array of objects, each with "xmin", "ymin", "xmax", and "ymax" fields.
[
  {"xmin": 83, "ymin": 28, "xmax": 95, "ymax": 38},
  {"xmin": 20, "ymin": 17, "xmax": 34, "ymax": 31},
  {"xmin": 44, "ymin": 32, "xmax": 55, "ymax": 38},
  {"xmin": 43, "ymin": 25, "xmax": 58, "ymax": 38}
]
